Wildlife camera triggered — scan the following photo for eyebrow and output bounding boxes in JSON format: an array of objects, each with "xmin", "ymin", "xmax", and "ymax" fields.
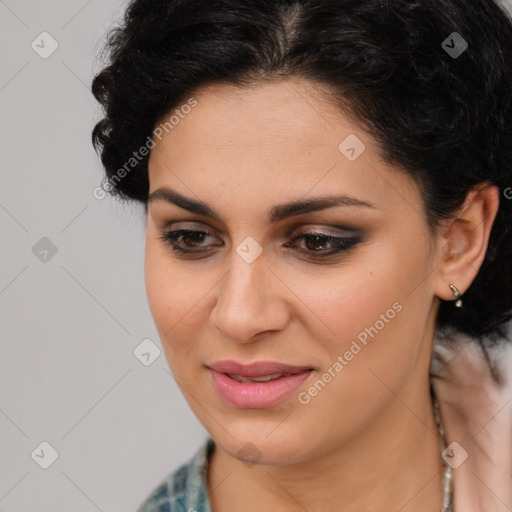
[{"xmin": 147, "ymin": 187, "xmax": 377, "ymax": 223}]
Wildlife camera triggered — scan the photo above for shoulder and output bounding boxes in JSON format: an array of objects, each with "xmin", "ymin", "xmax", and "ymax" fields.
[
  {"xmin": 135, "ymin": 437, "xmax": 215, "ymax": 512},
  {"xmin": 430, "ymin": 325, "xmax": 512, "ymax": 511}
]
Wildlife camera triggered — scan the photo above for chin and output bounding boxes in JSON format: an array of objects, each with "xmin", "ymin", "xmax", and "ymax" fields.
[{"xmin": 212, "ymin": 425, "xmax": 311, "ymax": 466}]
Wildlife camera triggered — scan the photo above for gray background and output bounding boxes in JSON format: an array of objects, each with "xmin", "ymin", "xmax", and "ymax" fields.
[
  {"xmin": 0, "ymin": 2, "xmax": 208, "ymax": 511},
  {"xmin": 1, "ymin": 1, "xmax": 511, "ymax": 511}
]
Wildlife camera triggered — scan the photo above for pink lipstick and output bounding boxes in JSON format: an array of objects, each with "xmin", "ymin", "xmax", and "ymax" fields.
[{"xmin": 207, "ymin": 360, "xmax": 314, "ymax": 408}]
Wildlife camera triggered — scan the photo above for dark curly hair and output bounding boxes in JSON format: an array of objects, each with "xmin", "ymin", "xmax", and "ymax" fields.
[{"xmin": 91, "ymin": 0, "xmax": 512, "ymax": 348}]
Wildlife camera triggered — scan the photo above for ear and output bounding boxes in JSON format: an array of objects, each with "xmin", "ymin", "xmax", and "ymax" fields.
[{"xmin": 433, "ymin": 182, "xmax": 500, "ymax": 302}]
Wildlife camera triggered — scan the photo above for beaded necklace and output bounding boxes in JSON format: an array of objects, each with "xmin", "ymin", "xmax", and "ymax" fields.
[{"xmin": 432, "ymin": 385, "xmax": 454, "ymax": 511}]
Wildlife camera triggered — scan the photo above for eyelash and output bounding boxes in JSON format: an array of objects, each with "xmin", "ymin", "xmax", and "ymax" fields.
[{"xmin": 158, "ymin": 228, "xmax": 361, "ymax": 259}]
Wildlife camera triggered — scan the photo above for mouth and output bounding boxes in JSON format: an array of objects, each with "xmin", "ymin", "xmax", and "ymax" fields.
[
  {"xmin": 225, "ymin": 372, "xmax": 293, "ymax": 383},
  {"xmin": 206, "ymin": 360, "xmax": 314, "ymax": 408}
]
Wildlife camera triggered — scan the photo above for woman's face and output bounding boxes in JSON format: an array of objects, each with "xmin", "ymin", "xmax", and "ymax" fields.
[{"xmin": 145, "ymin": 78, "xmax": 441, "ymax": 464}]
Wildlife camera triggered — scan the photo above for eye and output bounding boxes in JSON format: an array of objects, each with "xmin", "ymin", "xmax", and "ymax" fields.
[
  {"xmin": 157, "ymin": 228, "xmax": 362, "ymax": 259},
  {"xmin": 285, "ymin": 230, "xmax": 361, "ymax": 257},
  {"xmin": 158, "ymin": 229, "xmax": 216, "ymax": 255}
]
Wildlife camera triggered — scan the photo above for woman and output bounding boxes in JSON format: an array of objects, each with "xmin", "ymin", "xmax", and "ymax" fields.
[{"xmin": 91, "ymin": 0, "xmax": 512, "ymax": 510}]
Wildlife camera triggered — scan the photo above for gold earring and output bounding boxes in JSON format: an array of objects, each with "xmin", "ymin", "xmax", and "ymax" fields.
[{"xmin": 448, "ymin": 284, "xmax": 463, "ymax": 308}]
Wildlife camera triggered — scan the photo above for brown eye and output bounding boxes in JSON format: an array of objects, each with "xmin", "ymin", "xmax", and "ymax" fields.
[
  {"xmin": 158, "ymin": 229, "xmax": 217, "ymax": 254},
  {"xmin": 158, "ymin": 228, "xmax": 362, "ymax": 259},
  {"xmin": 284, "ymin": 231, "xmax": 361, "ymax": 257}
]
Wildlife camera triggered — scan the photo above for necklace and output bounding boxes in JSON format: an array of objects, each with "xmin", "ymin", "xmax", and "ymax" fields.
[{"xmin": 431, "ymin": 385, "xmax": 454, "ymax": 512}]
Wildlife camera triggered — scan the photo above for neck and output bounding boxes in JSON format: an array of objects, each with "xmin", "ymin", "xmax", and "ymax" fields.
[{"xmin": 208, "ymin": 379, "xmax": 445, "ymax": 512}]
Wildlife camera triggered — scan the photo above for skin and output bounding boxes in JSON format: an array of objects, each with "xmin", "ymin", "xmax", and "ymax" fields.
[{"xmin": 144, "ymin": 77, "xmax": 499, "ymax": 512}]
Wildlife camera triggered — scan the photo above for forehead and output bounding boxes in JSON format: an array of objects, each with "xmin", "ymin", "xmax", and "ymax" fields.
[
  {"xmin": 151, "ymin": 78, "xmax": 356, "ymax": 155},
  {"xmin": 147, "ymin": 79, "xmax": 423, "ymax": 224}
]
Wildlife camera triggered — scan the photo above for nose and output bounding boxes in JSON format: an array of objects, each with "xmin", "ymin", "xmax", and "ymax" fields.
[{"xmin": 209, "ymin": 252, "xmax": 290, "ymax": 344}]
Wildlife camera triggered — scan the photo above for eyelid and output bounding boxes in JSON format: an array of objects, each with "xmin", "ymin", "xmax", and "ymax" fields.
[
  {"xmin": 160, "ymin": 220, "xmax": 218, "ymax": 235},
  {"xmin": 161, "ymin": 219, "xmax": 358, "ymax": 237},
  {"xmin": 288, "ymin": 224, "xmax": 357, "ymax": 237}
]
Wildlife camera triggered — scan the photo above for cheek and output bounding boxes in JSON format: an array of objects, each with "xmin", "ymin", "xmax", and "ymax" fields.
[
  {"xmin": 298, "ymin": 243, "xmax": 429, "ymax": 384},
  {"xmin": 145, "ymin": 242, "xmax": 174, "ymax": 328},
  {"xmin": 144, "ymin": 238, "xmax": 215, "ymax": 377},
  {"xmin": 144, "ymin": 240, "xmax": 194, "ymax": 346},
  {"xmin": 288, "ymin": 261, "xmax": 426, "ymax": 441}
]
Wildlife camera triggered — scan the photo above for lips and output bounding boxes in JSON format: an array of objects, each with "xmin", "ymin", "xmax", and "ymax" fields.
[
  {"xmin": 206, "ymin": 360, "xmax": 314, "ymax": 408},
  {"xmin": 207, "ymin": 360, "xmax": 313, "ymax": 377}
]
